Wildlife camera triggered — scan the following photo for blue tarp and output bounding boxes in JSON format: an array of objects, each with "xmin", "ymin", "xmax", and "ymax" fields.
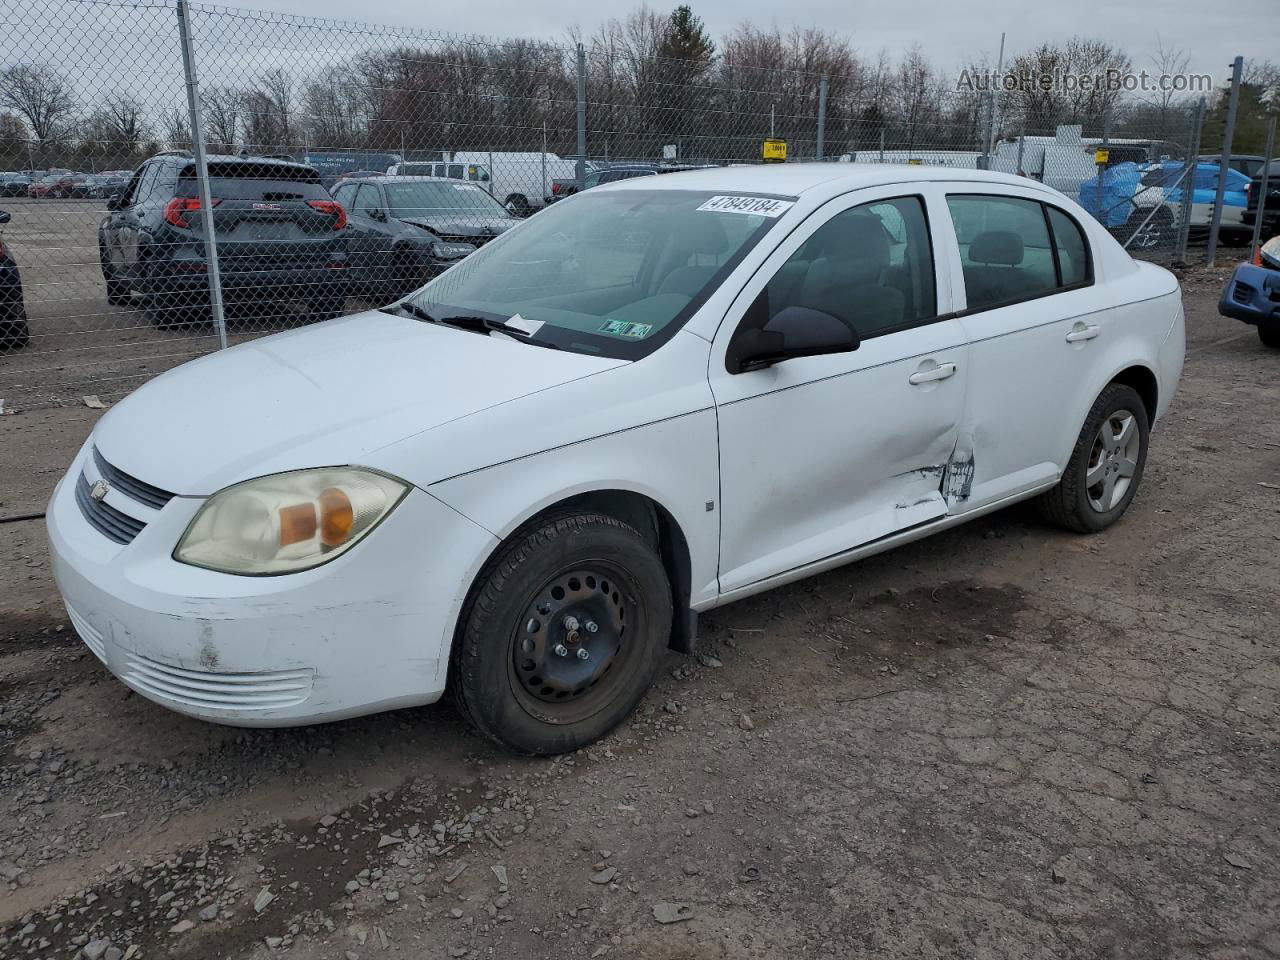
[{"xmin": 1077, "ymin": 162, "xmax": 1141, "ymax": 228}]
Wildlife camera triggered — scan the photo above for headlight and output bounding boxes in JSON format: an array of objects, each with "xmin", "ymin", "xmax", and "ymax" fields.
[
  {"xmin": 430, "ymin": 241, "xmax": 476, "ymax": 260},
  {"xmin": 174, "ymin": 467, "xmax": 408, "ymax": 575}
]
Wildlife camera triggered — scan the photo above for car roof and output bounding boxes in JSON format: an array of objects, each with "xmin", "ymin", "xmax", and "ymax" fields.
[
  {"xmin": 344, "ymin": 176, "xmax": 462, "ymax": 184},
  {"xmin": 596, "ymin": 162, "xmax": 1051, "ymax": 198}
]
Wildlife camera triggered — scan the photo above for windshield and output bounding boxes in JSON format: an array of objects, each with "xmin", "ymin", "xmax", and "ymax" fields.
[
  {"xmin": 386, "ymin": 181, "xmax": 504, "ymax": 218},
  {"xmin": 408, "ymin": 188, "xmax": 789, "ymax": 359}
]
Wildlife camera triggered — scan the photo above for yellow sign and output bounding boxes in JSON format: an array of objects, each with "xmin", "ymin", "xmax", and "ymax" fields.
[
  {"xmin": 907, "ymin": 158, "xmax": 923, "ymax": 165},
  {"xmin": 762, "ymin": 138, "xmax": 787, "ymax": 163},
  {"xmin": 1094, "ymin": 147, "xmax": 1110, "ymax": 165}
]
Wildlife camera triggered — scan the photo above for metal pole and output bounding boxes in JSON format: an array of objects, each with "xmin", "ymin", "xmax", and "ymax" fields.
[
  {"xmin": 1093, "ymin": 109, "xmax": 1109, "ymax": 229},
  {"xmin": 1248, "ymin": 115, "xmax": 1275, "ymax": 258},
  {"xmin": 879, "ymin": 128, "xmax": 885, "ymax": 162},
  {"xmin": 1206, "ymin": 55, "xmax": 1243, "ymax": 267},
  {"xmin": 1015, "ymin": 128, "xmax": 1025, "ymax": 174},
  {"xmin": 770, "ymin": 105, "xmax": 775, "ymax": 139},
  {"xmin": 1175, "ymin": 99, "xmax": 1205, "ymax": 264},
  {"xmin": 816, "ymin": 74, "xmax": 828, "ymax": 162},
  {"xmin": 575, "ymin": 43, "xmax": 587, "ymax": 190},
  {"xmin": 175, "ymin": 0, "xmax": 227, "ymax": 350},
  {"xmin": 981, "ymin": 32, "xmax": 1005, "ymax": 170}
]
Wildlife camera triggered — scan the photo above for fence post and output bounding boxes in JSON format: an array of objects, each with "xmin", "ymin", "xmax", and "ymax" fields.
[
  {"xmin": 1206, "ymin": 55, "xmax": 1243, "ymax": 267},
  {"xmin": 575, "ymin": 43, "xmax": 587, "ymax": 190},
  {"xmin": 816, "ymin": 73, "xmax": 828, "ymax": 161},
  {"xmin": 175, "ymin": 0, "xmax": 227, "ymax": 350},
  {"xmin": 1175, "ymin": 99, "xmax": 1205, "ymax": 264},
  {"xmin": 1249, "ymin": 115, "xmax": 1276, "ymax": 259},
  {"xmin": 1093, "ymin": 108, "xmax": 1110, "ymax": 232}
]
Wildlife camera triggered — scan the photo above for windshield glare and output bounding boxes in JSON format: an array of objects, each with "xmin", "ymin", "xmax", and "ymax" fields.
[
  {"xmin": 386, "ymin": 181, "xmax": 503, "ymax": 218},
  {"xmin": 410, "ymin": 189, "xmax": 787, "ymax": 359}
]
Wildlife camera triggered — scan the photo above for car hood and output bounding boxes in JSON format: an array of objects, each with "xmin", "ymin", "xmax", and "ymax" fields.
[
  {"xmin": 92, "ymin": 310, "xmax": 624, "ymax": 496},
  {"xmin": 398, "ymin": 215, "xmax": 516, "ymax": 239}
]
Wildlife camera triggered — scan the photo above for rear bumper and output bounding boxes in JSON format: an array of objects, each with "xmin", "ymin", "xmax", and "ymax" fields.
[
  {"xmin": 1218, "ymin": 263, "xmax": 1280, "ymax": 326},
  {"xmin": 150, "ymin": 264, "xmax": 350, "ymax": 300}
]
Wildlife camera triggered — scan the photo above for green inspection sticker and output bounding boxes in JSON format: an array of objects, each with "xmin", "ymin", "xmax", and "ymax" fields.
[{"xmin": 599, "ymin": 320, "xmax": 654, "ymax": 338}]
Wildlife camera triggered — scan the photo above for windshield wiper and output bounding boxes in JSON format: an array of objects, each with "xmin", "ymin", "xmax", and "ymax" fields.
[
  {"xmin": 383, "ymin": 302, "xmax": 556, "ymax": 348},
  {"xmin": 381, "ymin": 301, "xmax": 436, "ymax": 324}
]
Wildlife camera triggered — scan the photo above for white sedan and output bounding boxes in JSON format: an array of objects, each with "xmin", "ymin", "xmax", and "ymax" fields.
[{"xmin": 47, "ymin": 165, "xmax": 1185, "ymax": 754}]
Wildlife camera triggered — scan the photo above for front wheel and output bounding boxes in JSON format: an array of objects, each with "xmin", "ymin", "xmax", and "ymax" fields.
[
  {"xmin": 1259, "ymin": 325, "xmax": 1280, "ymax": 349},
  {"xmin": 451, "ymin": 512, "xmax": 672, "ymax": 755}
]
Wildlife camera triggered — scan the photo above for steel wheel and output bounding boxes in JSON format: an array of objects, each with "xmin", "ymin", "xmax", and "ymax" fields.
[
  {"xmin": 1085, "ymin": 409, "xmax": 1140, "ymax": 513},
  {"xmin": 507, "ymin": 562, "xmax": 637, "ymax": 724}
]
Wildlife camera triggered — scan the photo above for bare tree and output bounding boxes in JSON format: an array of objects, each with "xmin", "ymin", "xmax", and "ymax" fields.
[
  {"xmin": 0, "ymin": 64, "xmax": 74, "ymax": 143},
  {"xmin": 202, "ymin": 86, "xmax": 241, "ymax": 153}
]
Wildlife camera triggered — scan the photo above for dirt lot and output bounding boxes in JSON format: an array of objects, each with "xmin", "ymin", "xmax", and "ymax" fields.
[{"xmin": 0, "ymin": 279, "xmax": 1277, "ymax": 960}]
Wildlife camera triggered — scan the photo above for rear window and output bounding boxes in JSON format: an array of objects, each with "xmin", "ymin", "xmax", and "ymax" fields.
[{"xmin": 177, "ymin": 162, "xmax": 328, "ymax": 200}]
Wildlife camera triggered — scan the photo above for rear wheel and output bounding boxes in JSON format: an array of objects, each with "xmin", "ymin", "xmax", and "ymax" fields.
[
  {"xmin": 1259, "ymin": 325, "xmax": 1280, "ymax": 349},
  {"xmin": 390, "ymin": 248, "xmax": 426, "ymax": 297},
  {"xmin": 1124, "ymin": 209, "xmax": 1176, "ymax": 253},
  {"xmin": 100, "ymin": 243, "xmax": 130, "ymax": 306},
  {"xmin": 451, "ymin": 512, "xmax": 672, "ymax": 755},
  {"xmin": 504, "ymin": 195, "xmax": 532, "ymax": 218},
  {"xmin": 1037, "ymin": 383, "xmax": 1150, "ymax": 534}
]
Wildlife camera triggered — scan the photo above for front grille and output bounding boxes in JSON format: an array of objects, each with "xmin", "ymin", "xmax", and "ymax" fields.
[
  {"xmin": 93, "ymin": 447, "xmax": 175, "ymax": 510},
  {"xmin": 121, "ymin": 653, "xmax": 314, "ymax": 711},
  {"xmin": 438, "ymin": 232, "xmax": 495, "ymax": 248},
  {"xmin": 1233, "ymin": 281, "xmax": 1254, "ymax": 305},
  {"xmin": 75, "ymin": 473, "xmax": 146, "ymax": 544}
]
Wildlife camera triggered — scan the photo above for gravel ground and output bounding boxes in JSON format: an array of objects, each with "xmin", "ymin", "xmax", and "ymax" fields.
[{"xmin": 0, "ymin": 279, "xmax": 1277, "ymax": 960}]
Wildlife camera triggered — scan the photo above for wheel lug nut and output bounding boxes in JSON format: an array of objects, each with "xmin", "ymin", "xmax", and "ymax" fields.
[
  {"xmin": 585, "ymin": 620, "xmax": 599, "ymax": 633},
  {"xmin": 562, "ymin": 615, "xmax": 580, "ymax": 632},
  {"xmin": 553, "ymin": 644, "xmax": 569, "ymax": 657},
  {"xmin": 576, "ymin": 648, "xmax": 590, "ymax": 661}
]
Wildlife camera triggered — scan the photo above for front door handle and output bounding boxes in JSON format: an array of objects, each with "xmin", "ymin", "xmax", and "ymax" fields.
[
  {"xmin": 908, "ymin": 362, "xmax": 958, "ymax": 385},
  {"xmin": 1066, "ymin": 324, "xmax": 1101, "ymax": 343}
]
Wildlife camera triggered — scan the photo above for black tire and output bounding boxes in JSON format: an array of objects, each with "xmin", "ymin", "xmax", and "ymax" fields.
[
  {"xmin": 1259, "ymin": 325, "xmax": 1280, "ymax": 349},
  {"xmin": 1037, "ymin": 383, "xmax": 1150, "ymax": 534},
  {"xmin": 390, "ymin": 248, "xmax": 426, "ymax": 298},
  {"xmin": 100, "ymin": 243, "xmax": 130, "ymax": 306},
  {"xmin": 451, "ymin": 512, "xmax": 672, "ymax": 755}
]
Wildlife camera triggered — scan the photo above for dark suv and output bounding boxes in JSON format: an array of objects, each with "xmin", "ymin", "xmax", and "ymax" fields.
[
  {"xmin": 98, "ymin": 152, "xmax": 349, "ymax": 326},
  {"xmin": 1242, "ymin": 160, "xmax": 1280, "ymax": 239}
]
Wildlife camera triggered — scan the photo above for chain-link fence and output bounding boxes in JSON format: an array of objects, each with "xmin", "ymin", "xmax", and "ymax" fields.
[{"xmin": 0, "ymin": 0, "xmax": 1246, "ymax": 408}]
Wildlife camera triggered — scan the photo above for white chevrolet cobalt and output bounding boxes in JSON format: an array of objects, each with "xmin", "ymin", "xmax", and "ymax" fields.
[{"xmin": 48, "ymin": 165, "xmax": 1185, "ymax": 754}]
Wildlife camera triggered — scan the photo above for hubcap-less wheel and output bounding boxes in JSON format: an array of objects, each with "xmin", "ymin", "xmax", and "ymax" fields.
[
  {"xmin": 509, "ymin": 563, "xmax": 634, "ymax": 723},
  {"xmin": 1086, "ymin": 409, "xmax": 1140, "ymax": 512}
]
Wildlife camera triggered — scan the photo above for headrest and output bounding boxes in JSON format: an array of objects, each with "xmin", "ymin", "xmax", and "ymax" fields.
[
  {"xmin": 813, "ymin": 215, "xmax": 891, "ymax": 268},
  {"xmin": 969, "ymin": 230, "xmax": 1024, "ymax": 266}
]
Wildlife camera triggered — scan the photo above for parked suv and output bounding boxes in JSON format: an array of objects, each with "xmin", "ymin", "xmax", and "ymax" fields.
[
  {"xmin": 1243, "ymin": 160, "xmax": 1280, "ymax": 239},
  {"xmin": 98, "ymin": 153, "xmax": 349, "ymax": 326}
]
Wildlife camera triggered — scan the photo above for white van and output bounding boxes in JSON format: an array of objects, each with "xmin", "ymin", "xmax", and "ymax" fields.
[{"xmin": 386, "ymin": 152, "xmax": 587, "ymax": 215}]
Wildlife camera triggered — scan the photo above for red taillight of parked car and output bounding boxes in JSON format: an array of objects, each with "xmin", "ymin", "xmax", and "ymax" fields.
[
  {"xmin": 551, "ymin": 183, "xmax": 563, "ymax": 195},
  {"xmin": 306, "ymin": 200, "xmax": 347, "ymax": 230},
  {"xmin": 163, "ymin": 196, "xmax": 221, "ymax": 228}
]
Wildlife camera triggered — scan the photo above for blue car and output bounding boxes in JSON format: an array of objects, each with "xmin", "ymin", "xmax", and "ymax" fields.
[{"xmin": 1218, "ymin": 236, "xmax": 1280, "ymax": 348}]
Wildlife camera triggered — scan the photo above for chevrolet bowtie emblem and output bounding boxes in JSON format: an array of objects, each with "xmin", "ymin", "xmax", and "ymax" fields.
[{"xmin": 89, "ymin": 479, "xmax": 110, "ymax": 502}]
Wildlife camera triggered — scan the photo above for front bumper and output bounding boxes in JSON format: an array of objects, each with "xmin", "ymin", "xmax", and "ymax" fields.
[
  {"xmin": 47, "ymin": 442, "xmax": 497, "ymax": 726},
  {"xmin": 1218, "ymin": 263, "xmax": 1280, "ymax": 326}
]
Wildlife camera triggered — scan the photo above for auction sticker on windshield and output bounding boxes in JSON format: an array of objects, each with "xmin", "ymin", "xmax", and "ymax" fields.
[{"xmin": 696, "ymin": 196, "xmax": 794, "ymax": 217}]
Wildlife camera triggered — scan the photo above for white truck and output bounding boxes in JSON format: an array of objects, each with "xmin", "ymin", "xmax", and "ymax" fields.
[{"xmin": 386, "ymin": 152, "xmax": 588, "ymax": 216}]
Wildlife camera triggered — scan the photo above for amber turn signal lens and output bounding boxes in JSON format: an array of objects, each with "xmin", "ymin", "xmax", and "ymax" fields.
[
  {"xmin": 278, "ymin": 502, "xmax": 317, "ymax": 546},
  {"xmin": 318, "ymin": 487, "xmax": 354, "ymax": 547}
]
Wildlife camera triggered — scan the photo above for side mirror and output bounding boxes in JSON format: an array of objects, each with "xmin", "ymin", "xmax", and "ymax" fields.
[
  {"xmin": 105, "ymin": 193, "xmax": 121, "ymax": 211},
  {"xmin": 727, "ymin": 305, "xmax": 859, "ymax": 374},
  {"xmin": 0, "ymin": 210, "xmax": 9, "ymax": 225},
  {"xmin": 371, "ymin": 208, "xmax": 387, "ymax": 222}
]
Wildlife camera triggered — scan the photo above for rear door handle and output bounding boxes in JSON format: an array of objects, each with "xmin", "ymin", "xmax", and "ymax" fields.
[
  {"xmin": 908, "ymin": 362, "xmax": 958, "ymax": 385},
  {"xmin": 1066, "ymin": 324, "xmax": 1101, "ymax": 343}
]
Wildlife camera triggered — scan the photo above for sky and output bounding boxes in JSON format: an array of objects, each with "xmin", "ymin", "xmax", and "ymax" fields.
[{"xmin": 224, "ymin": 0, "xmax": 1279, "ymax": 87}]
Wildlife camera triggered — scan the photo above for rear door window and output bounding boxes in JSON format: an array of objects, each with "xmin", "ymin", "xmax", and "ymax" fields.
[
  {"xmin": 947, "ymin": 194, "xmax": 1058, "ymax": 311},
  {"xmin": 177, "ymin": 163, "xmax": 329, "ymax": 201}
]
